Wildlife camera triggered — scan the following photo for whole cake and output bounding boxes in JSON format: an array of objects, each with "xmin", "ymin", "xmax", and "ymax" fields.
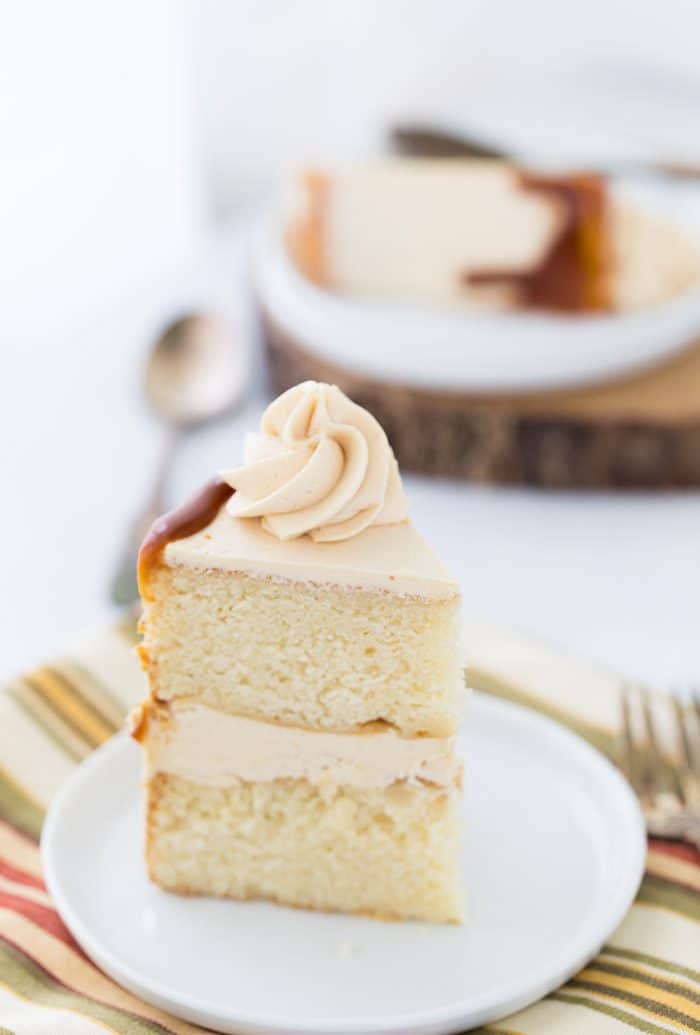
[
  {"xmin": 259, "ymin": 159, "xmax": 700, "ymax": 488},
  {"xmin": 133, "ymin": 381, "xmax": 465, "ymax": 923}
]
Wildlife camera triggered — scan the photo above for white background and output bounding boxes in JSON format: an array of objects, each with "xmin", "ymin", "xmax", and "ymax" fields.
[{"xmin": 2, "ymin": 0, "xmax": 700, "ymax": 686}]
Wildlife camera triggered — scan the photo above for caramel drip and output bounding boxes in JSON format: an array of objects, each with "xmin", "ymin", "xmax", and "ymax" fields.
[
  {"xmin": 466, "ymin": 172, "xmax": 611, "ymax": 312},
  {"xmin": 137, "ymin": 477, "xmax": 234, "ymax": 600},
  {"xmin": 128, "ymin": 703, "xmax": 148, "ymax": 744}
]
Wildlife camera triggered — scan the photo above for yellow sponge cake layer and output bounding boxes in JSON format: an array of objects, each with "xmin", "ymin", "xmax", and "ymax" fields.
[
  {"xmin": 140, "ymin": 554, "xmax": 462, "ymax": 738},
  {"xmin": 146, "ymin": 773, "xmax": 464, "ymax": 923}
]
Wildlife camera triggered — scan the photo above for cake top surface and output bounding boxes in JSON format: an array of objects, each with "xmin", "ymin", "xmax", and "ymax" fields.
[
  {"xmin": 164, "ymin": 506, "xmax": 459, "ymax": 598},
  {"xmin": 149, "ymin": 381, "xmax": 458, "ymax": 599}
]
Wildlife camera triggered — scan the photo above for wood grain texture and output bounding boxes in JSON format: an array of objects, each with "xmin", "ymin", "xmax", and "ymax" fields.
[{"xmin": 261, "ymin": 310, "xmax": 700, "ymax": 488}]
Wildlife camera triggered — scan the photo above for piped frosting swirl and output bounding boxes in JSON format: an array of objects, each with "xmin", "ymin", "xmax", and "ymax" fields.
[{"xmin": 221, "ymin": 382, "xmax": 409, "ymax": 542}]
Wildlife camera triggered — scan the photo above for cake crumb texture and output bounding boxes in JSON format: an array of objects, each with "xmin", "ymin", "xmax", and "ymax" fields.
[
  {"xmin": 611, "ymin": 203, "xmax": 700, "ymax": 310},
  {"xmin": 140, "ymin": 562, "xmax": 462, "ymax": 736},
  {"xmin": 147, "ymin": 772, "xmax": 464, "ymax": 924}
]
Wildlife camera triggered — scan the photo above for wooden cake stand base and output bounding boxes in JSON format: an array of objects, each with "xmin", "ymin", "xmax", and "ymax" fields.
[{"xmin": 262, "ymin": 312, "xmax": 700, "ymax": 489}]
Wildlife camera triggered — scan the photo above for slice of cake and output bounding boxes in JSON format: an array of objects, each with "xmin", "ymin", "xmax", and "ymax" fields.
[
  {"xmin": 286, "ymin": 159, "xmax": 700, "ymax": 312},
  {"xmin": 134, "ymin": 381, "xmax": 464, "ymax": 923}
]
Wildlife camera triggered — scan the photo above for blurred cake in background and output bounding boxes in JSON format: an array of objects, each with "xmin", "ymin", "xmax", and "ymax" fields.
[
  {"xmin": 286, "ymin": 161, "xmax": 699, "ymax": 313},
  {"xmin": 257, "ymin": 159, "xmax": 700, "ymax": 489}
]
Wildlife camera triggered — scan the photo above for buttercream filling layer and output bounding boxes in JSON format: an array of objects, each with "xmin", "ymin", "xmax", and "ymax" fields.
[{"xmin": 142, "ymin": 702, "xmax": 461, "ymax": 790}]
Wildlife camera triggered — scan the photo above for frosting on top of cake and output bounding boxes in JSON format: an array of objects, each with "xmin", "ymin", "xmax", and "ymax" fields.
[
  {"xmin": 221, "ymin": 381, "xmax": 408, "ymax": 542},
  {"xmin": 164, "ymin": 507, "xmax": 459, "ymax": 598},
  {"xmin": 143, "ymin": 380, "xmax": 459, "ymax": 598}
]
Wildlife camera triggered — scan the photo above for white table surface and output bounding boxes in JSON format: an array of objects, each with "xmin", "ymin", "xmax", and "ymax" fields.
[{"xmin": 2, "ymin": 224, "xmax": 699, "ymax": 689}]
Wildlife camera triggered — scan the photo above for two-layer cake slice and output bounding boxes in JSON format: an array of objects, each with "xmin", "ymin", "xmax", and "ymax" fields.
[{"xmin": 134, "ymin": 382, "xmax": 464, "ymax": 922}]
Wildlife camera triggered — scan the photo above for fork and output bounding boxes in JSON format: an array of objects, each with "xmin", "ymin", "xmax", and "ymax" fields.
[{"xmin": 619, "ymin": 685, "xmax": 700, "ymax": 848}]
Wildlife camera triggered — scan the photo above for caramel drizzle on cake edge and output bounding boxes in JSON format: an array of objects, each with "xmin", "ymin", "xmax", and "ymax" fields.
[
  {"xmin": 465, "ymin": 171, "xmax": 612, "ymax": 313},
  {"xmin": 137, "ymin": 478, "xmax": 234, "ymax": 601}
]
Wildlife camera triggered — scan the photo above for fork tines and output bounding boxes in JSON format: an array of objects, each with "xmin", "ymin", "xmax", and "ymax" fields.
[{"xmin": 619, "ymin": 683, "xmax": 700, "ymax": 846}]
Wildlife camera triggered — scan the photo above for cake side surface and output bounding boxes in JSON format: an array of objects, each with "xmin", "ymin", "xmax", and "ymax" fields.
[
  {"xmin": 611, "ymin": 202, "xmax": 700, "ymax": 310},
  {"xmin": 287, "ymin": 159, "xmax": 593, "ymax": 310},
  {"xmin": 284, "ymin": 159, "xmax": 700, "ymax": 313},
  {"xmin": 139, "ymin": 559, "xmax": 462, "ymax": 736},
  {"xmin": 146, "ymin": 772, "xmax": 464, "ymax": 924}
]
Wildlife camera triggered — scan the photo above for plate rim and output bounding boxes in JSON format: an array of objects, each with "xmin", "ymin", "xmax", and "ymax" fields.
[{"xmin": 41, "ymin": 693, "xmax": 646, "ymax": 1035}]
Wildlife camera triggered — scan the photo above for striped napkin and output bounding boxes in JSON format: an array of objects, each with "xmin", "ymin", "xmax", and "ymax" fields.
[{"xmin": 0, "ymin": 614, "xmax": 698, "ymax": 1035}]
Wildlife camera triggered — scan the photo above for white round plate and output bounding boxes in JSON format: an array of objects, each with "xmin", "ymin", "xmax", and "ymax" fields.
[
  {"xmin": 42, "ymin": 694, "xmax": 645, "ymax": 1035},
  {"xmin": 255, "ymin": 194, "xmax": 700, "ymax": 393}
]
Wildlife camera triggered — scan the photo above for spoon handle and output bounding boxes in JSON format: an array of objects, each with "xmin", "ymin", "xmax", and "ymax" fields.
[{"xmin": 110, "ymin": 430, "xmax": 181, "ymax": 606}]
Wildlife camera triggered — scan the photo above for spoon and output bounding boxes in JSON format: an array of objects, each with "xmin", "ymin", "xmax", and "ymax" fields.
[
  {"xmin": 111, "ymin": 313, "xmax": 246, "ymax": 605},
  {"xmin": 392, "ymin": 124, "xmax": 700, "ymax": 180}
]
